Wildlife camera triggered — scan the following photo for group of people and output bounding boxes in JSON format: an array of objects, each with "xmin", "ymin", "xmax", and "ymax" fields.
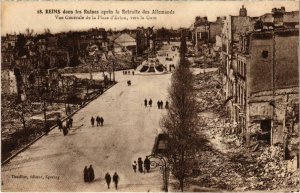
[
  {"xmin": 144, "ymin": 98, "xmax": 169, "ymax": 109},
  {"xmin": 83, "ymin": 165, "xmax": 95, "ymax": 183},
  {"xmin": 90, "ymin": 116, "xmax": 104, "ymax": 127},
  {"xmin": 157, "ymin": 100, "xmax": 169, "ymax": 109},
  {"xmin": 105, "ymin": 172, "xmax": 119, "ymax": 190},
  {"xmin": 132, "ymin": 157, "xmax": 151, "ymax": 174},
  {"xmin": 169, "ymin": 64, "xmax": 176, "ymax": 72},
  {"xmin": 56, "ymin": 117, "xmax": 73, "ymax": 136},
  {"xmin": 144, "ymin": 98, "xmax": 153, "ymax": 107},
  {"xmin": 83, "ymin": 166, "xmax": 120, "ymax": 190},
  {"xmin": 123, "ymin": 70, "xmax": 134, "ymax": 75}
]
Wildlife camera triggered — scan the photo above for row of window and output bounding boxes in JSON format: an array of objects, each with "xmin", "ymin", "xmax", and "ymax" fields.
[
  {"xmin": 237, "ymin": 85, "xmax": 245, "ymax": 106},
  {"xmin": 237, "ymin": 59, "xmax": 246, "ymax": 77},
  {"xmin": 228, "ymin": 81, "xmax": 245, "ymax": 106}
]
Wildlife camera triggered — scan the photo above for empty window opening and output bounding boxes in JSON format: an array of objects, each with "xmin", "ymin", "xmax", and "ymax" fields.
[
  {"xmin": 262, "ymin": 50, "xmax": 268, "ymax": 59},
  {"xmin": 260, "ymin": 119, "xmax": 271, "ymax": 143}
]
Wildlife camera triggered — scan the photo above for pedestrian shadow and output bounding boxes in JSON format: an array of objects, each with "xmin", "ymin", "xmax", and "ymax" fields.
[
  {"xmin": 67, "ymin": 132, "xmax": 80, "ymax": 136},
  {"xmin": 93, "ymin": 177, "xmax": 102, "ymax": 182}
]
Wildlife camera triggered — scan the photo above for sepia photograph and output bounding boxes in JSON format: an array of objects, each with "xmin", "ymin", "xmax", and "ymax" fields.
[{"xmin": 1, "ymin": 0, "xmax": 299, "ymax": 192}]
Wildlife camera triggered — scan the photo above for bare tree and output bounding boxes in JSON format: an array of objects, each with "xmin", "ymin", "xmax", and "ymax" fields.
[{"xmin": 161, "ymin": 32, "xmax": 200, "ymax": 191}]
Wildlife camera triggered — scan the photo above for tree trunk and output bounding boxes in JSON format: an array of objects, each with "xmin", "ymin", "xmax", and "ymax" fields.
[
  {"xmin": 21, "ymin": 110, "xmax": 26, "ymax": 130},
  {"xmin": 180, "ymin": 151, "xmax": 185, "ymax": 192},
  {"xmin": 180, "ymin": 179, "xmax": 184, "ymax": 192}
]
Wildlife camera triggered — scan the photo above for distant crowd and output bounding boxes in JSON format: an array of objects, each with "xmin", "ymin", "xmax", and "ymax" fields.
[
  {"xmin": 144, "ymin": 98, "xmax": 169, "ymax": 109},
  {"xmin": 123, "ymin": 70, "xmax": 134, "ymax": 75}
]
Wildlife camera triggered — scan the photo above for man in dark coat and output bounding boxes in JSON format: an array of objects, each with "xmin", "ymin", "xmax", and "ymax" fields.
[
  {"xmin": 88, "ymin": 165, "xmax": 94, "ymax": 182},
  {"xmin": 56, "ymin": 118, "xmax": 63, "ymax": 131},
  {"xmin": 112, "ymin": 172, "xmax": 119, "ymax": 190},
  {"xmin": 69, "ymin": 118, "xmax": 73, "ymax": 128},
  {"xmin": 165, "ymin": 101, "xmax": 169, "ymax": 109},
  {"xmin": 138, "ymin": 157, "xmax": 143, "ymax": 173},
  {"xmin": 62, "ymin": 125, "xmax": 68, "ymax": 136},
  {"xmin": 96, "ymin": 116, "xmax": 100, "ymax": 126},
  {"xmin": 157, "ymin": 101, "xmax": 160, "ymax": 109},
  {"xmin": 100, "ymin": 117, "xmax": 104, "ymax": 126},
  {"xmin": 160, "ymin": 100, "xmax": 164, "ymax": 109},
  {"xmin": 144, "ymin": 99, "xmax": 147, "ymax": 107},
  {"xmin": 83, "ymin": 166, "xmax": 89, "ymax": 182},
  {"xmin": 105, "ymin": 172, "xmax": 111, "ymax": 189},
  {"xmin": 149, "ymin": 99, "xmax": 152, "ymax": 107},
  {"xmin": 144, "ymin": 156, "xmax": 151, "ymax": 173},
  {"xmin": 91, "ymin": 117, "xmax": 95, "ymax": 126}
]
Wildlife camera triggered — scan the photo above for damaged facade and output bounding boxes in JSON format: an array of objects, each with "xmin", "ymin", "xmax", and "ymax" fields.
[{"xmin": 221, "ymin": 6, "xmax": 299, "ymax": 159}]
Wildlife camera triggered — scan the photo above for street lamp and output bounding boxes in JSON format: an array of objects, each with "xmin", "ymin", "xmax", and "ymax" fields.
[
  {"xmin": 147, "ymin": 154, "xmax": 169, "ymax": 192},
  {"xmin": 148, "ymin": 133, "xmax": 169, "ymax": 192}
]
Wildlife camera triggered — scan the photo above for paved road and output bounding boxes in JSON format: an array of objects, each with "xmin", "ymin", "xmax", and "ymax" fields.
[{"xmin": 2, "ymin": 71, "xmax": 172, "ymax": 192}]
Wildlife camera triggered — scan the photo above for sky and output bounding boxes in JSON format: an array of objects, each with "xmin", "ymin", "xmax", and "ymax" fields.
[{"xmin": 1, "ymin": 1, "xmax": 299, "ymax": 35}]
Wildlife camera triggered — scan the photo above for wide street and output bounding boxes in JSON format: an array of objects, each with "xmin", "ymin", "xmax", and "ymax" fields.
[{"xmin": 2, "ymin": 70, "xmax": 172, "ymax": 192}]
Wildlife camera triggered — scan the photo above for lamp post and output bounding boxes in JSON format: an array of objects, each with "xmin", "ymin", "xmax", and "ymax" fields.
[{"xmin": 147, "ymin": 154, "xmax": 169, "ymax": 192}]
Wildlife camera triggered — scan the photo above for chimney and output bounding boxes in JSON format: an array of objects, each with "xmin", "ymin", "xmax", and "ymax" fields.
[{"xmin": 239, "ymin": 5, "xmax": 247, "ymax": 17}]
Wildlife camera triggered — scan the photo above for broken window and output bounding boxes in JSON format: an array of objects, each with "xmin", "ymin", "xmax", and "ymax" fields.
[{"xmin": 261, "ymin": 50, "xmax": 268, "ymax": 59}]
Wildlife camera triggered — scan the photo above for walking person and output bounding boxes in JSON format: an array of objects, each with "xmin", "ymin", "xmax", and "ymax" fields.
[
  {"xmin": 132, "ymin": 161, "xmax": 137, "ymax": 173},
  {"xmin": 100, "ymin": 117, "xmax": 104, "ymax": 126},
  {"xmin": 83, "ymin": 166, "xmax": 89, "ymax": 183},
  {"xmin": 144, "ymin": 156, "xmax": 151, "ymax": 173},
  {"xmin": 105, "ymin": 172, "xmax": 111, "ymax": 189},
  {"xmin": 165, "ymin": 100, "xmax": 169, "ymax": 109},
  {"xmin": 160, "ymin": 100, "xmax": 164, "ymax": 109},
  {"xmin": 62, "ymin": 125, "xmax": 68, "ymax": 136},
  {"xmin": 69, "ymin": 117, "xmax": 73, "ymax": 128},
  {"xmin": 144, "ymin": 99, "xmax": 147, "ymax": 107},
  {"xmin": 88, "ymin": 165, "xmax": 95, "ymax": 182},
  {"xmin": 157, "ymin": 100, "xmax": 160, "ymax": 109},
  {"xmin": 66, "ymin": 120, "xmax": 70, "ymax": 130},
  {"xmin": 96, "ymin": 116, "xmax": 100, "ymax": 126},
  {"xmin": 149, "ymin": 99, "xmax": 152, "ymax": 107},
  {"xmin": 91, "ymin": 116, "xmax": 95, "ymax": 126},
  {"xmin": 113, "ymin": 172, "xmax": 119, "ymax": 190},
  {"xmin": 138, "ymin": 157, "xmax": 143, "ymax": 173},
  {"xmin": 56, "ymin": 118, "xmax": 63, "ymax": 132}
]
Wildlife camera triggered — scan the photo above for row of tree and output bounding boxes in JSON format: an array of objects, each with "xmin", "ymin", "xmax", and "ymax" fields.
[{"xmin": 161, "ymin": 32, "xmax": 204, "ymax": 191}]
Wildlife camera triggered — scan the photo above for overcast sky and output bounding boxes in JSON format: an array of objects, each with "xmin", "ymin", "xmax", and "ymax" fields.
[{"xmin": 1, "ymin": 1, "xmax": 299, "ymax": 35}]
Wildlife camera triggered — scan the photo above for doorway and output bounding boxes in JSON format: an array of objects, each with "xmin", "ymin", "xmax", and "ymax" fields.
[{"xmin": 260, "ymin": 119, "xmax": 271, "ymax": 143}]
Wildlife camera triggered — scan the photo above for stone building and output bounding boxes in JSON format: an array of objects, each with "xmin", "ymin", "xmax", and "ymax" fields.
[
  {"xmin": 112, "ymin": 33, "xmax": 136, "ymax": 55},
  {"xmin": 221, "ymin": 6, "xmax": 256, "ymax": 125},
  {"xmin": 235, "ymin": 29, "xmax": 299, "ymax": 149},
  {"xmin": 221, "ymin": 6, "xmax": 299, "ymax": 156}
]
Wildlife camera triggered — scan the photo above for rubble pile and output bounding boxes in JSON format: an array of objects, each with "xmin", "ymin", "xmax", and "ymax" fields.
[
  {"xmin": 192, "ymin": 69, "xmax": 299, "ymax": 191},
  {"xmin": 193, "ymin": 146, "xmax": 250, "ymax": 190},
  {"xmin": 194, "ymin": 72, "xmax": 223, "ymax": 112},
  {"xmin": 253, "ymin": 146, "xmax": 299, "ymax": 190}
]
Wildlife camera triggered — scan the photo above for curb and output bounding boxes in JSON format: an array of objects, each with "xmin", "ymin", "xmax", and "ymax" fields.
[{"xmin": 1, "ymin": 83, "xmax": 116, "ymax": 166}]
